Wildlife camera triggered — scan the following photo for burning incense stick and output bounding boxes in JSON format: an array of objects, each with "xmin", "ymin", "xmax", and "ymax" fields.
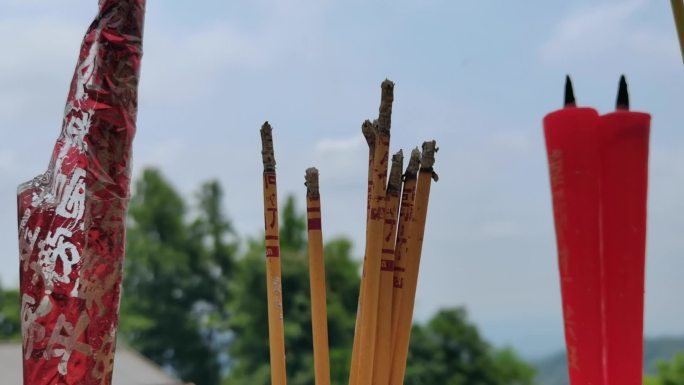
[
  {"xmin": 388, "ymin": 140, "xmax": 438, "ymax": 385},
  {"xmin": 390, "ymin": 148, "xmax": 421, "ymax": 354},
  {"xmin": 355, "ymin": 80, "xmax": 394, "ymax": 385},
  {"xmin": 348, "ymin": 120, "xmax": 377, "ymax": 385},
  {"xmin": 543, "ymin": 77, "xmax": 604, "ymax": 385},
  {"xmin": 305, "ymin": 168, "xmax": 331, "ymax": 385},
  {"xmin": 599, "ymin": 76, "xmax": 650, "ymax": 385},
  {"xmin": 260, "ymin": 122, "xmax": 288, "ymax": 385},
  {"xmin": 17, "ymin": 2, "xmax": 145, "ymax": 384},
  {"xmin": 673, "ymin": 0, "xmax": 684, "ymax": 63},
  {"xmin": 372, "ymin": 150, "xmax": 404, "ymax": 385}
]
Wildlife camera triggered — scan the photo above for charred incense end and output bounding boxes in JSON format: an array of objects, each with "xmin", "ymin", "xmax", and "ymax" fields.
[
  {"xmin": 305, "ymin": 167, "xmax": 320, "ymax": 198},
  {"xmin": 404, "ymin": 147, "xmax": 421, "ymax": 181},
  {"xmin": 260, "ymin": 121, "xmax": 276, "ymax": 171},
  {"xmin": 564, "ymin": 75, "xmax": 576, "ymax": 107},
  {"xmin": 387, "ymin": 150, "xmax": 404, "ymax": 194},
  {"xmin": 372, "ymin": 119, "xmax": 382, "ymax": 139},
  {"xmin": 362, "ymin": 120, "xmax": 376, "ymax": 150},
  {"xmin": 616, "ymin": 75, "xmax": 630, "ymax": 111},
  {"xmin": 420, "ymin": 140, "xmax": 439, "ymax": 182},
  {"xmin": 377, "ymin": 79, "xmax": 395, "ymax": 136}
]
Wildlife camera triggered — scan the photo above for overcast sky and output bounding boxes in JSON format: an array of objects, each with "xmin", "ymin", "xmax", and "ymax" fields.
[{"xmin": 1, "ymin": 0, "xmax": 682, "ymax": 358}]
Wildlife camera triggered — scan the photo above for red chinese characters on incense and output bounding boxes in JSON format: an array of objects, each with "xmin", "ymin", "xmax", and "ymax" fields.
[
  {"xmin": 544, "ymin": 76, "xmax": 650, "ymax": 385},
  {"xmin": 16, "ymin": 1, "xmax": 145, "ymax": 384}
]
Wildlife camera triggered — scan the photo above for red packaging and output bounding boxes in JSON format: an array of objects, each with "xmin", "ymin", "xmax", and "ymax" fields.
[{"xmin": 17, "ymin": 1, "xmax": 145, "ymax": 384}]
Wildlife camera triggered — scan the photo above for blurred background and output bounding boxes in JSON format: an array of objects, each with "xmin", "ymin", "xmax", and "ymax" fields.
[{"xmin": 0, "ymin": 1, "xmax": 683, "ymax": 384}]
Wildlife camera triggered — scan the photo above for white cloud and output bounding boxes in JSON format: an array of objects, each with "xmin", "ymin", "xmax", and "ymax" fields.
[
  {"xmin": 474, "ymin": 220, "xmax": 527, "ymax": 240},
  {"xmin": 490, "ymin": 129, "xmax": 533, "ymax": 155},
  {"xmin": 541, "ymin": 0, "xmax": 679, "ymax": 66},
  {"xmin": 315, "ymin": 135, "xmax": 365, "ymax": 153},
  {"xmin": 0, "ymin": 149, "xmax": 15, "ymax": 174},
  {"xmin": 312, "ymin": 135, "xmax": 368, "ymax": 188},
  {"xmin": 0, "ymin": 17, "xmax": 80, "ymax": 122},
  {"xmin": 139, "ymin": 0, "xmax": 333, "ymax": 107},
  {"xmin": 139, "ymin": 22, "xmax": 265, "ymax": 106}
]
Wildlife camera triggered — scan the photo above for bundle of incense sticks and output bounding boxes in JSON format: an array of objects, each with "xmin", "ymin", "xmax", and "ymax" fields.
[
  {"xmin": 544, "ymin": 76, "xmax": 650, "ymax": 385},
  {"xmin": 259, "ymin": 80, "xmax": 438, "ymax": 385}
]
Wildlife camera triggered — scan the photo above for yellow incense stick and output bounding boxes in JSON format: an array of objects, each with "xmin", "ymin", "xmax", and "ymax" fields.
[
  {"xmin": 305, "ymin": 168, "xmax": 331, "ymax": 385},
  {"xmin": 348, "ymin": 120, "xmax": 376, "ymax": 385},
  {"xmin": 372, "ymin": 151, "xmax": 403, "ymax": 385},
  {"xmin": 356, "ymin": 80, "xmax": 394, "ymax": 385},
  {"xmin": 260, "ymin": 122, "xmax": 288, "ymax": 385},
  {"xmin": 390, "ymin": 148, "xmax": 421, "ymax": 355},
  {"xmin": 388, "ymin": 141, "xmax": 438, "ymax": 385},
  {"xmin": 673, "ymin": 0, "xmax": 684, "ymax": 63}
]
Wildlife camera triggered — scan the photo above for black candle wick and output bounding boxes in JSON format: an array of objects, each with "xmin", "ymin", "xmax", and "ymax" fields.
[
  {"xmin": 616, "ymin": 75, "xmax": 630, "ymax": 111},
  {"xmin": 564, "ymin": 75, "xmax": 576, "ymax": 108}
]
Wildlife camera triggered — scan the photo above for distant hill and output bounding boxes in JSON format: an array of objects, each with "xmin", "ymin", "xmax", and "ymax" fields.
[{"xmin": 534, "ymin": 336, "xmax": 684, "ymax": 385}]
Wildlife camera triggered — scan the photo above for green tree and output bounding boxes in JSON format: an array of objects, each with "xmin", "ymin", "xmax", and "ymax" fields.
[
  {"xmin": 2, "ymin": 172, "xmax": 537, "ymax": 385},
  {"xmin": 645, "ymin": 353, "xmax": 684, "ymax": 385},
  {"xmin": 0, "ymin": 285, "xmax": 20, "ymax": 341},
  {"xmin": 225, "ymin": 197, "xmax": 360, "ymax": 385},
  {"xmin": 120, "ymin": 169, "xmax": 238, "ymax": 385},
  {"xmin": 405, "ymin": 308, "xmax": 535, "ymax": 385}
]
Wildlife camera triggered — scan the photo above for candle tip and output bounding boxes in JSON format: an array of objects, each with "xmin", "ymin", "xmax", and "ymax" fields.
[
  {"xmin": 616, "ymin": 74, "xmax": 629, "ymax": 110},
  {"xmin": 564, "ymin": 75, "xmax": 576, "ymax": 107}
]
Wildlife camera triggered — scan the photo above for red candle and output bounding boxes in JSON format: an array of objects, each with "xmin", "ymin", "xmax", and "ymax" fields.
[
  {"xmin": 544, "ymin": 77, "xmax": 604, "ymax": 385},
  {"xmin": 17, "ymin": 2, "xmax": 145, "ymax": 384},
  {"xmin": 599, "ymin": 77, "xmax": 650, "ymax": 385}
]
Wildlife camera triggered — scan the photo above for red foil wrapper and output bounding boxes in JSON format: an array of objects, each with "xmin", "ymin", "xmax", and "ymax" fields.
[{"xmin": 17, "ymin": 1, "xmax": 145, "ymax": 384}]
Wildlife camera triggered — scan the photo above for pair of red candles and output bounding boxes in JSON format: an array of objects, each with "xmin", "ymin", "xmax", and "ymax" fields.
[{"xmin": 544, "ymin": 76, "xmax": 651, "ymax": 385}]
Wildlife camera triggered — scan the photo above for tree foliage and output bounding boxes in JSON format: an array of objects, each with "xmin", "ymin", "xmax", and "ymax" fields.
[
  {"xmin": 0, "ymin": 169, "xmax": 535, "ymax": 385},
  {"xmin": 645, "ymin": 354, "xmax": 684, "ymax": 385},
  {"xmin": 120, "ymin": 169, "xmax": 238, "ymax": 385},
  {"xmin": 0, "ymin": 285, "xmax": 20, "ymax": 341},
  {"xmin": 406, "ymin": 308, "xmax": 535, "ymax": 385},
  {"xmin": 225, "ymin": 197, "xmax": 360, "ymax": 385}
]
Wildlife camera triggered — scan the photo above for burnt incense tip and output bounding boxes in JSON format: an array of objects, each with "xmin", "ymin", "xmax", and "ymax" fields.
[
  {"xmin": 404, "ymin": 147, "xmax": 421, "ymax": 180},
  {"xmin": 421, "ymin": 140, "xmax": 439, "ymax": 182},
  {"xmin": 616, "ymin": 75, "xmax": 629, "ymax": 110},
  {"xmin": 362, "ymin": 120, "xmax": 376, "ymax": 148},
  {"xmin": 260, "ymin": 121, "xmax": 276, "ymax": 171},
  {"xmin": 378, "ymin": 79, "xmax": 395, "ymax": 135},
  {"xmin": 388, "ymin": 150, "xmax": 404, "ymax": 194},
  {"xmin": 564, "ymin": 75, "xmax": 576, "ymax": 107},
  {"xmin": 372, "ymin": 119, "xmax": 381, "ymax": 137},
  {"xmin": 305, "ymin": 167, "xmax": 320, "ymax": 198},
  {"xmin": 381, "ymin": 78, "xmax": 395, "ymax": 89}
]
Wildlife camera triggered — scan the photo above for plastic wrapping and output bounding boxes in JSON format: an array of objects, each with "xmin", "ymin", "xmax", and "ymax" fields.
[{"xmin": 17, "ymin": 1, "xmax": 145, "ymax": 384}]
